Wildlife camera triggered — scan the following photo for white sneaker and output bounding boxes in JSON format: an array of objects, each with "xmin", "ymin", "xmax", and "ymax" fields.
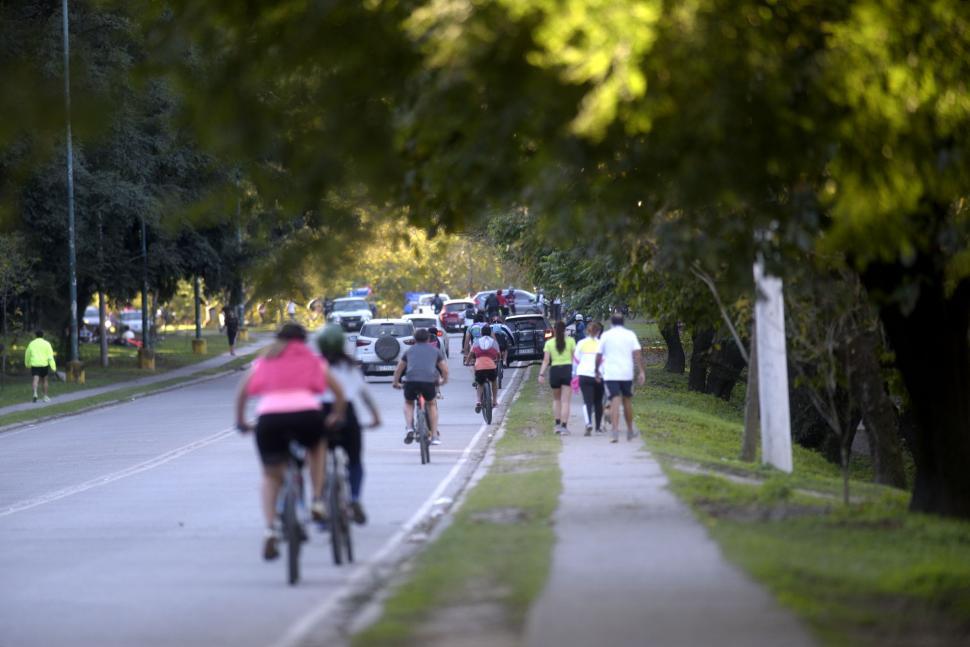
[
  {"xmin": 43, "ymin": 395, "xmax": 51, "ymax": 403},
  {"xmin": 430, "ymin": 437, "xmax": 441, "ymax": 446}
]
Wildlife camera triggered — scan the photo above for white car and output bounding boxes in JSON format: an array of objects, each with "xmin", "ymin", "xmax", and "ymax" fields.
[
  {"xmin": 415, "ymin": 293, "xmax": 450, "ymax": 315},
  {"xmin": 402, "ymin": 313, "xmax": 449, "ymax": 358},
  {"xmin": 354, "ymin": 319, "xmax": 416, "ymax": 376},
  {"xmin": 117, "ymin": 310, "xmax": 143, "ymax": 334},
  {"xmin": 328, "ymin": 297, "xmax": 374, "ymax": 332}
]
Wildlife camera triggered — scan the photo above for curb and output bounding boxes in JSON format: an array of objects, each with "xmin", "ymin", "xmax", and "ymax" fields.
[{"xmin": 282, "ymin": 365, "xmax": 530, "ymax": 647}]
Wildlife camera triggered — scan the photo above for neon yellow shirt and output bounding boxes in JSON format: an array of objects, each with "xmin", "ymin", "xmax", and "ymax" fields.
[
  {"xmin": 25, "ymin": 338, "xmax": 56, "ymax": 370},
  {"xmin": 544, "ymin": 336, "xmax": 576, "ymax": 366}
]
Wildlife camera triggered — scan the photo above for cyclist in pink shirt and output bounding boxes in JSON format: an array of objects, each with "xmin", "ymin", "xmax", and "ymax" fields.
[{"xmin": 235, "ymin": 323, "xmax": 346, "ymax": 560}]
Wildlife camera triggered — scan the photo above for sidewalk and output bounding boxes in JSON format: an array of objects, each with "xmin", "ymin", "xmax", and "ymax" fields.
[
  {"xmin": 525, "ymin": 405, "xmax": 815, "ymax": 647},
  {"xmin": 0, "ymin": 334, "xmax": 272, "ymax": 420}
]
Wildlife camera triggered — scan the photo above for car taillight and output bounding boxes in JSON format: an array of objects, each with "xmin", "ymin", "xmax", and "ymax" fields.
[
  {"xmin": 356, "ymin": 339, "xmax": 369, "ymax": 347},
  {"xmin": 404, "ymin": 339, "xmax": 416, "ymax": 345},
  {"xmin": 436, "ymin": 330, "xmax": 443, "ymax": 337},
  {"xmin": 544, "ymin": 329, "xmax": 553, "ymax": 339}
]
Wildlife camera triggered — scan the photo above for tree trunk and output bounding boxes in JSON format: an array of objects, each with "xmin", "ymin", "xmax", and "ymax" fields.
[
  {"xmin": 741, "ymin": 321, "xmax": 759, "ymax": 461},
  {"xmin": 98, "ymin": 290, "xmax": 109, "ymax": 369},
  {"xmin": 706, "ymin": 337, "xmax": 746, "ymax": 400},
  {"xmin": 848, "ymin": 330, "xmax": 907, "ymax": 489},
  {"xmin": 661, "ymin": 321, "xmax": 685, "ymax": 374},
  {"xmin": 688, "ymin": 327, "xmax": 715, "ymax": 392},
  {"xmin": 863, "ymin": 260, "xmax": 970, "ymax": 518}
]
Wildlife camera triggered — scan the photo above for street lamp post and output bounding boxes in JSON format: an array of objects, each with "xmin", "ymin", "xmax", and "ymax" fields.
[{"xmin": 62, "ymin": 0, "xmax": 80, "ymax": 371}]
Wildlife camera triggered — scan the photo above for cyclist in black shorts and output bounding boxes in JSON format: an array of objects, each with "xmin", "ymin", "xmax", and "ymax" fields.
[{"xmin": 392, "ymin": 328, "xmax": 449, "ymax": 445}]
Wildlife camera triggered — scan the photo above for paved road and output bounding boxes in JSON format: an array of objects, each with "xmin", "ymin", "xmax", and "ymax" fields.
[{"xmin": 0, "ymin": 334, "xmax": 511, "ymax": 647}]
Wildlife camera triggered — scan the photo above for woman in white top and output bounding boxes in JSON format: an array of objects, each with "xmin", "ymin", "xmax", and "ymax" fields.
[
  {"xmin": 316, "ymin": 324, "xmax": 381, "ymax": 525},
  {"xmin": 573, "ymin": 321, "xmax": 604, "ymax": 435}
]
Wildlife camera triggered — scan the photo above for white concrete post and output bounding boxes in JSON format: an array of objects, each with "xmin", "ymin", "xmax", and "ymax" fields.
[{"xmin": 753, "ymin": 259, "xmax": 793, "ymax": 472}]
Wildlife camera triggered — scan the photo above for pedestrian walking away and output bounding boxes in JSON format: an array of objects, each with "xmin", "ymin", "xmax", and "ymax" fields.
[
  {"xmin": 24, "ymin": 329, "xmax": 56, "ymax": 403},
  {"xmin": 234, "ymin": 323, "xmax": 347, "ymax": 560},
  {"xmin": 286, "ymin": 300, "xmax": 297, "ymax": 320},
  {"xmin": 574, "ymin": 321, "xmax": 604, "ymax": 435},
  {"xmin": 222, "ymin": 304, "xmax": 240, "ymax": 355},
  {"xmin": 538, "ymin": 320, "xmax": 577, "ymax": 434},
  {"xmin": 317, "ymin": 324, "xmax": 381, "ymax": 525},
  {"xmin": 573, "ymin": 313, "xmax": 587, "ymax": 341},
  {"xmin": 552, "ymin": 294, "xmax": 563, "ymax": 322},
  {"xmin": 596, "ymin": 311, "xmax": 646, "ymax": 443},
  {"xmin": 393, "ymin": 328, "xmax": 449, "ymax": 445}
]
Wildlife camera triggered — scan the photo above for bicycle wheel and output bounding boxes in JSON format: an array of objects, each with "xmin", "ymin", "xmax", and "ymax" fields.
[
  {"xmin": 283, "ymin": 487, "xmax": 301, "ymax": 585},
  {"xmin": 328, "ymin": 469, "xmax": 344, "ymax": 565},
  {"xmin": 482, "ymin": 382, "xmax": 493, "ymax": 424},
  {"xmin": 416, "ymin": 405, "xmax": 430, "ymax": 465},
  {"xmin": 341, "ymin": 504, "xmax": 355, "ymax": 563},
  {"xmin": 497, "ymin": 362, "xmax": 504, "ymax": 390}
]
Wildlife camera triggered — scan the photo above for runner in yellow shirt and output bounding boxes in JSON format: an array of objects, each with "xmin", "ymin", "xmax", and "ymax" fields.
[{"xmin": 24, "ymin": 330, "xmax": 57, "ymax": 403}]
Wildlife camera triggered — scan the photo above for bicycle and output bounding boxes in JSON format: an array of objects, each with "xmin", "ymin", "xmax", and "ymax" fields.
[
  {"xmin": 496, "ymin": 354, "xmax": 505, "ymax": 390},
  {"xmin": 480, "ymin": 378, "xmax": 493, "ymax": 424},
  {"xmin": 279, "ymin": 441, "xmax": 309, "ymax": 585},
  {"xmin": 414, "ymin": 391, "xmax": 432, "ymax": 464},
  {"xmin": 325, "ymin": 444, "xmax": 354, "ymax": 565}
]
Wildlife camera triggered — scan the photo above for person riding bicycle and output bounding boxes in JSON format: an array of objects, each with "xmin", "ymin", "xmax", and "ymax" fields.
[
  {"xmin": 462, "ymin": 312, "xmax": 487, "ymax": 356},
  {"xmin": 489, "ymin": 316, "xmax": 514, "ymax": 368},
  {"xmin": 484, "ymin": 291, "xmax": 500, "ymax": 320},
  {"xmin": 393, "ymin": 328, "xmax": 449, "ymax": 446},
  {"xmin": 467, "ymin": 325, "xmax": 500, "ymax": 413},
  {"xmin": 235, "ymin": 323, "xmax": 347, "ymax": 561},
  {"xmin": 316, "ymin": 324, "xmax": 381, "ymax": 525}
]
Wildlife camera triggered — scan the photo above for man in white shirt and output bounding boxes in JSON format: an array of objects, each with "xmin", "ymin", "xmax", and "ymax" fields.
[{"xmin": 596, "ymin": 312, "xmax": 646, "ymax": 443}]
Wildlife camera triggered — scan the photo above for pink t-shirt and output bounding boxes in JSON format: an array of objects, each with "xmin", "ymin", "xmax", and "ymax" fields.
[{"xmin": 246, "ymin": 341, "xmax": 328, "ymax": 415}]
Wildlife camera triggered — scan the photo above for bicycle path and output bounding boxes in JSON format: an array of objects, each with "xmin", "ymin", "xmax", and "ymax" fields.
[
  {"xmin": 0, "ymin": 334, "xmax": 273, "ymax": 422},
  {"xmin": 525, "ymin": 406, "xmax": 815, "ymax": 647}
]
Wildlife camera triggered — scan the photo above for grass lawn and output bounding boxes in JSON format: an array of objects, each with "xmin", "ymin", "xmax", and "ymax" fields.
[
  {"xmin": 0, "ymin": 330, "xmax": 234, "ymax": 409},
  {"xmin": 637, "ymin": 367, "xmax": 970, "ymax": 646},
  {"xmin": 353, "ymin": 367, "xmax": 562, "ymax": 646}
]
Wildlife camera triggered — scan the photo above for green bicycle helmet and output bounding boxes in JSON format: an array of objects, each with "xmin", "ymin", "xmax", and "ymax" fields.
[{"xmin": 316, "ymin": 323, "xmax": 345, "ymax": 357}]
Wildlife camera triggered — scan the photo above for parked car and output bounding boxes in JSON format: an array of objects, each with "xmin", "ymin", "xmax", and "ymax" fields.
[
  {"xmin": 82, "ymin": 306, "xmax": 115, "ymax": 334},
  {"xmin": 505, "ymin": 314, "xmax": 552, "ymax": 364},
  {"xmin": 117, "ymin": 310, "xmax": 144, "ymax": 334},
  {"xmin": 402, "ymin": 313, "xmax": 449, "ymax": 358},
  {"xmin": 328, "ymin": 297, "xmax": 374, "ymax": 332},
  {"xmin": 439, "ymin": 298, "xmax": 475, "ymax": 332},
  {"xmin": 354, "ymin": 319, "xmax": 416, "ymax": 376},
  {"xmin": 472, "ymin": 288, "xmax": 542, "ymax": 315}
]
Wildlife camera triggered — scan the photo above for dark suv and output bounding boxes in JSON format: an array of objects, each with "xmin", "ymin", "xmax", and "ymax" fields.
[{"xmin": 505, "ymin": 314, "xmax": 551, "ymax": 363}]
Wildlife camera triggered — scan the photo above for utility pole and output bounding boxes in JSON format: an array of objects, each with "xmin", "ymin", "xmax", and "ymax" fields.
[{"xmin": 62, "ymin": 0, "xmax": 80, "ymax": 374}]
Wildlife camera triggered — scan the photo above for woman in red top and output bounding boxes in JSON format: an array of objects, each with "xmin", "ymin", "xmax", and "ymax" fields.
[
  {"xmin": 467, "ymin": 325, "xmax": 500, "ymax": 413},
  {"xmin": 235, "ymin": 323, "xmax": 346, "ymax": 560}
]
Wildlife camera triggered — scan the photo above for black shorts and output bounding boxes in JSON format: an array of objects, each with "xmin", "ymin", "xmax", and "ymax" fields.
[
  {"xmin": 404, "ymin": 381, "xmax": 437, "ymax": 402},
  {"xmin": 605, "ymin": 380, "xmax": 634, "ymax": 399},
  {"xmin": 322, "ymin": 403, "xmax": 362, "ymax": 459},
  {"xmin": 475, "ymin": 369, "xmax": 497, "ymax": 384},
  {"xmin": 549, "ymin": 364, "xmax": 572, "ymax": 389},
  {"xmin": 30, "ymin": 366, "xmax": 50, "ymax": 378},
  {"xmin": 255, "ymin": 410, "xmax": 324, "ymax": 466}
]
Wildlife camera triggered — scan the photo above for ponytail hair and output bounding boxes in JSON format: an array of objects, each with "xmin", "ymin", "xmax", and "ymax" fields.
[{"xmin": 555, "ymin": 320, "xmax": 566, "ymax": 353}]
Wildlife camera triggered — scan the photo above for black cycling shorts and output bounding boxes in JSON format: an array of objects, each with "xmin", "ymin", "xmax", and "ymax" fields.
[
  {"xmin": 404, "ymin": 381, "xmax": 437, "ymax": 402},
  {"xmin": 475, "ymin": 369, "xmax": 498, "ymax": 384},
  {"xmin": 255, "ymin": 410, "xmax": 324, "ymax": 466},
  {"xmin": 30, "ymin": 366, "xmax": 50, "ymax": 378},
  {"xmin": 549, "ymin": 364, "xmax": 572, "ymax": 389}
]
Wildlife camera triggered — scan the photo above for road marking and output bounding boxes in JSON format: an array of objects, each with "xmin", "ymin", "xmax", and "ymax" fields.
[
  {"xmin": 269, "ymin": 372, "xmax": 520, "ymax": 647},
  {"xmin": 0, "ymin": 427, "xmax": 236, "ymax": 518}
]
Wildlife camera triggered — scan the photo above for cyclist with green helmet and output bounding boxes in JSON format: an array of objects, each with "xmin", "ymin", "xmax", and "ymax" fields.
[{"xmin": 315, "ymin": 324, "xmax": 382, "ymax": 525}]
